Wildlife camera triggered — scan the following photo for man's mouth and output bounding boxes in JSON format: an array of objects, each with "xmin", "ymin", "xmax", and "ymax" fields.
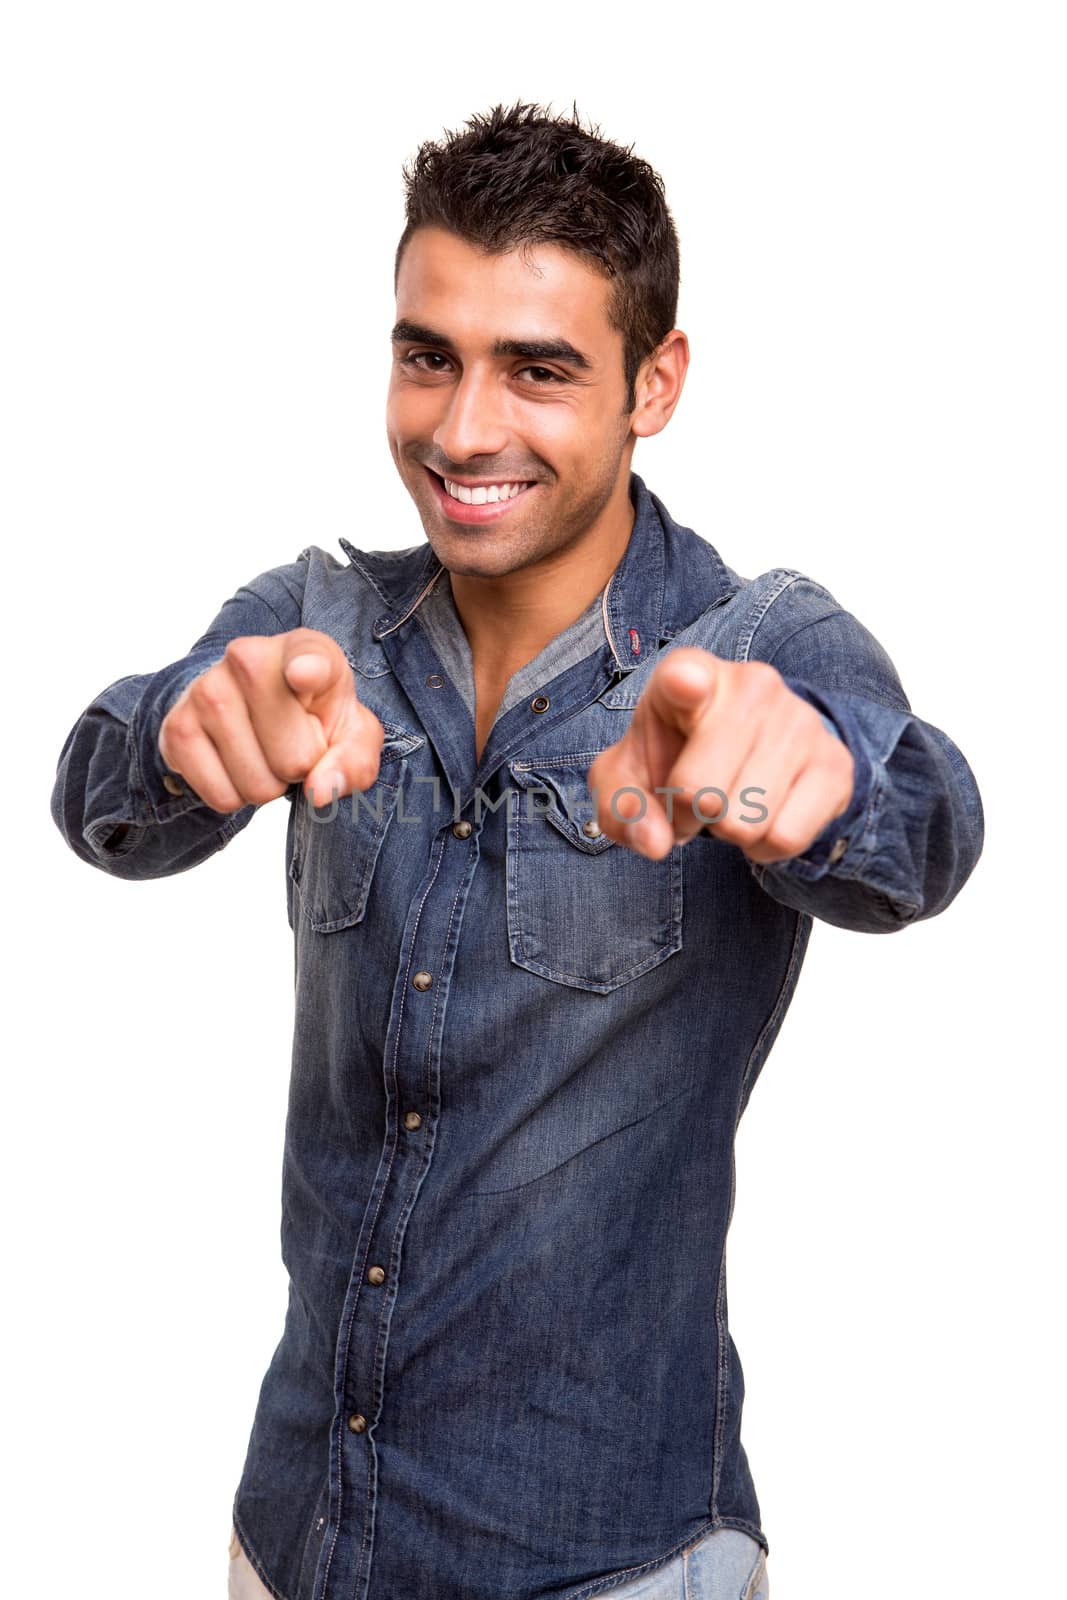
[{"xmin": 422, "ymin": 465, "xmax": 540, "ymax": 524}]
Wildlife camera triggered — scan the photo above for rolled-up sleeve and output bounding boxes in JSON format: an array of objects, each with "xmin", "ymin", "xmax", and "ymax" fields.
[
  {"xmin": 50, "ymin": 555, "xmax": 308, "ymax": 879},
  {"xmin": 742, "ymin": 579, "xmax": 985, "ymax": 933}
]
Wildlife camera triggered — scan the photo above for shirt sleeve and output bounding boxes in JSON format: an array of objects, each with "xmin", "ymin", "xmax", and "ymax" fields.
[
  {"xmin": 739, "ymin": 578, "xmax": 985, "ymax": 933},
  {"xmin": 49, "ymin": 555, "xmax": 309, "ymax": 880}
]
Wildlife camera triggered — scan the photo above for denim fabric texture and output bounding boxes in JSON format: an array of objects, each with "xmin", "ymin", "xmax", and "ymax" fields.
[
  {"xmin": 52, "ymin": 473, "xmax": 984, "ymax": 1600},
  {"xmin": 228, "ymin": 1522, "xmax": 769, "ymax": 1600}
]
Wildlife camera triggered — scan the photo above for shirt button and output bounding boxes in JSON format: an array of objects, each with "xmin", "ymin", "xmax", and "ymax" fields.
[
  {"xmin": 403, "ymin": 1111, "xmax": 422, "ymax": 1131},
  {"xmin": 531, "ymin": 695, "xmax": 550, "ymax": 713},
  {"xmin": 347, "ymin": 1413, "xmax": 367, "ymax": 1433},
  {"xmin": 582, "ymin": 819, "xmax": 602, "ymax": 837},
  {"xmin": 412, "ymin": 970, "xmax": 433, "ymax": 991},
  {"xmin": 829, "ymin": 836, "xmax": 848, "ymax": 864},
  {"xmin": 452, "ymin": 820, "xmax": 473, "ymax": 839},
  {"xmin": 367, "ymin": 1265, "xmax": 386, "ymax": 1285},
  {"xmin": 162, "ymin": 773, "xmax": 185, "ymax": 796}
]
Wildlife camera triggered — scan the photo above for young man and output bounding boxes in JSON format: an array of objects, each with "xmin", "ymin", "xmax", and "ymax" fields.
[{"xmin": 51, "ymin": 102, "xmax": 984, "ymax": 1600}]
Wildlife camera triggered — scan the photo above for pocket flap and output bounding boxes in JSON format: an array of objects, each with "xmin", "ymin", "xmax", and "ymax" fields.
[
  {"xmin": 507, "ymin": 759, "xmax": 614, "ymax": 855},
  {"xmin": 289, "ymin": 724, "xmax": 421, "ymax": 933}
]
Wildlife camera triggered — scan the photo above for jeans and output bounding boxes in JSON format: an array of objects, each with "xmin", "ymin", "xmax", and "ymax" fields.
[{"xmin": 227, "ymin": 1523, "xmax": 770, "ymax": 1599}]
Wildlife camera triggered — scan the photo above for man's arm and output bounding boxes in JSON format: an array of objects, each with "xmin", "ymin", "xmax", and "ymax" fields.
[
  {"xmin": 743, "ymin": 579, "xmax": 985, "ymax": 932},
  {"xmin": 588, "ymin": 573, "xmax": 984, "ymax": 935},
  {"xmin": 50, "ymin": 555, "xmax": 309, "ymax": 880}
]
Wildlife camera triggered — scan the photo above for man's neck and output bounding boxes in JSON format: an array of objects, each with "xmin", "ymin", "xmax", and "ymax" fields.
[{"xmin": 448, "ymin": 497, "xmax": 635, "ymax": 680}]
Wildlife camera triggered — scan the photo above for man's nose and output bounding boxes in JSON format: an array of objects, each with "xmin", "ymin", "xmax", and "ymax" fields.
[{"xmin": 432, "ymin": 368, "xmax": 510, "ymax": 467}]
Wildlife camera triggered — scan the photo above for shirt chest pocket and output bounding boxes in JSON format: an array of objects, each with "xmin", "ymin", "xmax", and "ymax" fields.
[
  {"xmin": 505, "ymin": 756, "xmax": 684, "ymax": 994},
  {"xmin": 287, "ymin": 723, "xmax": 424, "ymax": 934}
]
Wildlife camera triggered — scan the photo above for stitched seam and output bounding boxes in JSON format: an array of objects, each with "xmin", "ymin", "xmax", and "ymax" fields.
[
  {"xmin": 341, "ymin": 551, "xmax": 402, "ymax": 608},
  {"xmin": 713, "ymin": 912, "xmax": 807, "ymax": 1518},
  {"xmin": 711, "ymin": 1197, "xmax": 731, "ymax": 1519},
  {"xmin": 349, "ymin": 837, "xmax": 450, "ymax": 1599},
  {"xmin": 565, "ymin": 1523, "xmax": 716, "ymax": 1600},
  {"xmin": 234, "ymin": 583, "xmax": 290, "ymax": 631},
  {"xmin": 734, "ymin": 571, "xmax": 804, "ymax": 662},
  {"xmin": 375, "ymin": 563, "xmax": 446, "ymax": 636},
  {"xmin": 317, "ymin": 859, "xmax": 428, "ymax": 1600},
  {"xmin": 763, "ymin": 608, "xmax": 846, "ymax": 668},
  {"xmin": 739, "ymin": 912, "xmax": 808, "ymax": 1111},
  {"xmin": 230, "ymin": 1513, "xmax": 288, "ymax": 1600}
]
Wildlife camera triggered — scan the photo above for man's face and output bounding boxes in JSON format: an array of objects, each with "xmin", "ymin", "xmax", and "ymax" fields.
[{"xmin": 386, "ymin": 225, "xmax": 639, "ymax": 580}]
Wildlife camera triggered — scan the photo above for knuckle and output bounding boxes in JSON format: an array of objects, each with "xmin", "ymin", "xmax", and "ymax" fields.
[
  {"xmin": 163, "ymin": 706, "xmax": 199, "ymax": 743},
  {"xmin": 223, "ymin": 636, "xmax": 261, "ymax": 672},
  {"xmin": 190, "ymin": 672, "xmax": 231, "ymax": 717},
  {"xmin": 278, "ymin": 749, "xmax": 317, "ymax": 785},
  {"xmin": 247, "ymin": 776, "xmax": 287, "ymax": 806},
  {"xmin": 763, "ymin": 824, "xmax": 807, "ymax": 860},
  {"xmin": 745, "ymin": 660, "xmax": 780, "ymax": 691},
  {"xmin": 712, "ymin": 815, "xmax": 746, "ymax": 847},
  {"xmin": 834, "ymin": 744, "xmax": 855, "ymax": 784}
]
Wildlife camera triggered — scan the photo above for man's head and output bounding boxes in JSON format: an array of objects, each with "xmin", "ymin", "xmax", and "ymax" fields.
[{"xmin": 386, "ymin": 101, "xmax": 688, "ymax": 583}]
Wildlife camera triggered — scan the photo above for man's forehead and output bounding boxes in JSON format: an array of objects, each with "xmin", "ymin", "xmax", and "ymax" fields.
[{"xmin": 394, "ymin": 226, "xmax": 617, "ymax": 354}]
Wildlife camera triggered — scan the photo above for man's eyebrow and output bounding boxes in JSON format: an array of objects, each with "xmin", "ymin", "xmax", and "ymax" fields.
[{"xmin": 390, "ymin": 320, "xmax": 593, "ymax": 371}]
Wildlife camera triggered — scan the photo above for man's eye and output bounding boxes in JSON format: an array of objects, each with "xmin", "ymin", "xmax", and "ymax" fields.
[
  {"xmin": 402, "ymin": 351, "xmax": 451, "ymax": 373},
  {"xmin": 399, "ymin": 352, "xmax": 565, "ymax": 385},
  {"xmin": 522, "ymin": 366, "xmax": 565, "ymax": 384}
]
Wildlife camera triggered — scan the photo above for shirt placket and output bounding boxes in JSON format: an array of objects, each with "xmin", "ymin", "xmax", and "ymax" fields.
[{"xmin": 316, "ymin": 621, "xmax": 619, "ymax": 1600}]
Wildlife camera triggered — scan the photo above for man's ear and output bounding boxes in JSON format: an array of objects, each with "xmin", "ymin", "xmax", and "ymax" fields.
[{"xmin": 631, "ymin": 330, "xmax": 690, "ymax": 439}]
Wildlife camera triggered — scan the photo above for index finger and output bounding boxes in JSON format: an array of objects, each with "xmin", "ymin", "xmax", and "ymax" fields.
[
  {"xmin": 640, "ymin": 648, "xmax": 722, "ymax": 738},
  {"xmin": 588, "ymin": 739, "xmax": 674, "ymax": 858},
  {"xmin": 221, "ymin": 633, "xmax": 332, "ymax": 782}
]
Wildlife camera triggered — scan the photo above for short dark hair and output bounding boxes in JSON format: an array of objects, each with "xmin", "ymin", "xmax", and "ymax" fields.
[{"xmin": 394, "ymin": 101, "xmax": 680, "ymax": 414}]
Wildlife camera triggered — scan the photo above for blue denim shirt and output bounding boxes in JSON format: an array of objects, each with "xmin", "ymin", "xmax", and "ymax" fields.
[{"xmin": 50, "ymin": 472, "xmax": 984, "ymax": 1600}]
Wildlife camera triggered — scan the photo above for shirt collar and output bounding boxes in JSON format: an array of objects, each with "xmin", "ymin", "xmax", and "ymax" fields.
[{"xmin": 342, "ymin": 470, "xmax": 736, "ymax": 673}]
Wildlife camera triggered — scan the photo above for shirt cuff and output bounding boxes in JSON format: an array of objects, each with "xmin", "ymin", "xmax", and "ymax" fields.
[
  {"xmin": 126, "ymin": 650, "xmax": 228, "ymax": 822},
  {"xmin": 765, "ymin": 676, "xmax": 878, "ymax": 881}
]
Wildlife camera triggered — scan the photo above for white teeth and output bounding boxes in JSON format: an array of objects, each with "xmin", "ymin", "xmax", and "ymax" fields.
[{"xmin": 443, "ymin": 477, "xmax": 529, "ymax": 505}]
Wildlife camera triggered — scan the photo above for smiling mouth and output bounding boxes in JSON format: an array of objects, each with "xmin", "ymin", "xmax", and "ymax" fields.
[
  {"xmin": 422, "ymin": 465, "xmax": 540, "ymax": 522},
  {"xmin": 426, "ymin": 467, "xmax": 537, "ymax": 504}
]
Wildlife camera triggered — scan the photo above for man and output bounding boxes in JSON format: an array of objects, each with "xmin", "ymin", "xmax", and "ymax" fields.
[{"xmin": 50, "ymin": 101, "xmax": 984, "ymax": 1600}]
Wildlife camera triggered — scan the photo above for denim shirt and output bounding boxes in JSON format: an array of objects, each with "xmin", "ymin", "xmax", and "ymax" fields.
[{"xmin": 50, "ymin": 472, "xmax": 984, "ymax": 1600}]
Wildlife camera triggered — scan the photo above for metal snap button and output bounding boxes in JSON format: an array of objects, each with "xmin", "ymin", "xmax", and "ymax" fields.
[
  {"xmin": 162, "ymin": 773, "xmax": 185, "ymax": 796},
  {"xmin": 367, "ymin": 1265, "xmax": 386, "ymax": 1285},
  {"xmin": 403, "ymin": 1111, "xmax": 423, "ymax": 1131},
  {"xmin": 347, "ymin": 1413, "xmax": 367, "ymax": 1433},
  {"xmin": 531, "ymin": 695, "xmax": 550, "ymax": 713},
  {"xmin": 452, "ymin": 820, "xmax": 473, "ymax": 839},
  {"xmin": 829, "ymin": 836, "xmax": 848, "ymax": 864},
  {"xmin": 412, "ymin": 970, "xmax": 433, "ymax": 991},
  {"xmin": 582, "ymin": 819, "xmax": 602, "ymax": 837},
  {"xmin": 427, "ymin": 673, "xmax": 444, "ymax": 687}
]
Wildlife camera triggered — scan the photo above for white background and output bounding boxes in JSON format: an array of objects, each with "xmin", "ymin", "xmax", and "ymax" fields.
[{"xmin": 4, "ymin": 4, "xmax": 1062, "ymax": 1596}]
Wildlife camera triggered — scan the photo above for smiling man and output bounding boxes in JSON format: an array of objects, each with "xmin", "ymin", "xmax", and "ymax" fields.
[{"xmin": 51, "ymin": 103, "xmax": 984, "ymax": 1600}]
